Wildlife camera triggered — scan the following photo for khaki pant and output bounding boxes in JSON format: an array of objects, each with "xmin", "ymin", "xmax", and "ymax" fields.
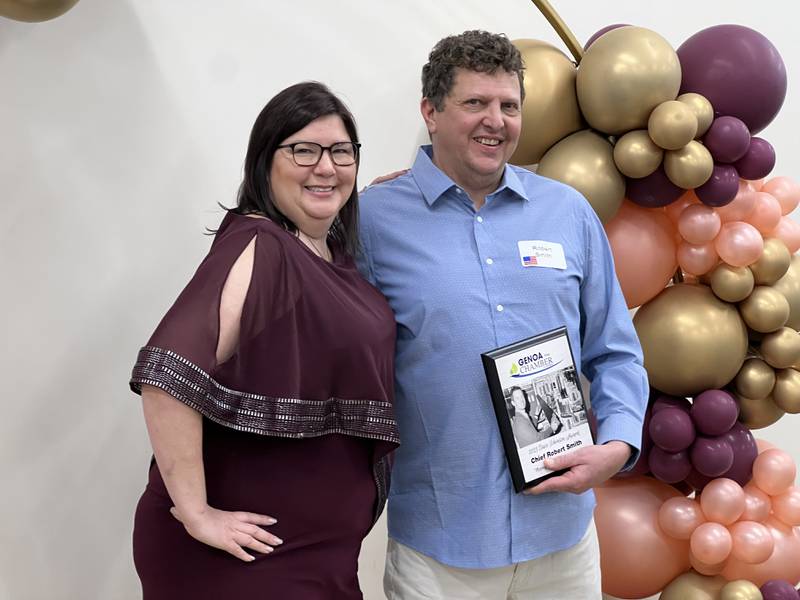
[{"xmin": 384, "ymin": 520, "xmax": 602, "ymax": 600}]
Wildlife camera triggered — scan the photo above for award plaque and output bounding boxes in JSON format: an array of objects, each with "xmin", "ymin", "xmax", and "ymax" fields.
[{"xmin": 481, "ymin": 326, "xmax": 594, "ymax": 492}]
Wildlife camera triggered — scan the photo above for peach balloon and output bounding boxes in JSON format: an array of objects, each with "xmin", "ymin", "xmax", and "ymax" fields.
[
  {"xmin": 700, "ymin": 478, "xmax": 746, "ymax": 525},
  {"xmin": 594, "ymin": 477, "xmax": 690, "ymax": 599},
  {"xmin": 690, "ymin": 553, "xmax": 727, "ymax": 576},
  {"xmin": 679, "ymin": 204, "xmax": 722, "ymax": 244},
  {"xmin": 659, "ymin": 496, "xmax": 706, "ymax": 539},
  {"xmin": 691, "ymin": 522, "xmax": 733, "ymax": 564},
  {"xmin": 716, "ymin": 181, "xmax": 757, "ymax": 223},
  {"xmin": 756, "ymin": 439, "xmax": 776, "ymax": 453},
  {"xmin": 678, "ymin": 241, "xmax": 719, "ymax": 276},
  {"xmin": 729, "ymin": 520, "xmax": 775, "ymax": 564},
  {"xmin": 768, "ymin": 217, "xmax": 800, "ymax": 254},
  {"xmin": 752, "ymin": 449, "xmax": 797, "ymax": 496},
  {"xmin": 714, "ymin": 221, "xmax": 764, "ymax": 267},
  {"xmin": 762, "ymin": 176, "xmax": 800, "ymax": 216},
  {"xmin": 604, "ymin": 200, "xmax": 678, "ymax": 308},
  {"xmin": 742, "ymin": 484, "xmax": 773, "ymax": 522},
  {"xmin": 748, "ymin": 192, "xmax": 783, "ymax": 233},
  {"xmin": 666, "ymin": 190, "xmax": 700, "ymax": 222},
  {"xmin": 772, "ymin": 486, "xmax": 800, "ymax": 526},
  {"xmin": 721, "ymin": 517, "xmax": 800, "ymax": 586}
]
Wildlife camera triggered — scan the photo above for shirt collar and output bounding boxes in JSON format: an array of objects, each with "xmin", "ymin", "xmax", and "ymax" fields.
[{"xmin": 411, "ymin": 145, "xmax": 530, "ymax": 206}]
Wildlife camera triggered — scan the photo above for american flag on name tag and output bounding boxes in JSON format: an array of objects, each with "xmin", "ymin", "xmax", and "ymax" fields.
[{"xmin": 522, "ymin": 255, "xmax": 538, "ymax": 266}]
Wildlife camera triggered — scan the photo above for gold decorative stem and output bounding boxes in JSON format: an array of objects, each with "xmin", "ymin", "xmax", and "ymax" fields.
[{"xmin": 530, "ymin": 0, "xmax": 584, "ymax": 63}]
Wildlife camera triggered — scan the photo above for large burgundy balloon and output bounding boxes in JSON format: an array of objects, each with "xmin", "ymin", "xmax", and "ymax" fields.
[
  {"xmin": 626, "ymin": 166, "xmax": 685, "ymax": 208},
  {"xmin": 691, "ymin": 389, "xmax": 739, "ymax": 435},
  {"xmin": 703, "ymin": 116, "xmax": 751, "ymax": 164},
  {"xmin": 653, "ymin": 395, "xmax": 692, "ymax": 414},
  {"xmin": 687, "ymin": 467, "xmax": 714, "ymax": 492},
  {"xmin": 649, "ymin": 447, "xmax": 693, "ymax": 483},
  {"xmin": 650, "ymin": 407, "xmax": 697, "ymax": 452},
  {"xmin": 584, "ymin": 24, "xmax": 631, "ymax": 50},
  {"xmin": 721, "ymin": 421, "xmax": 759, "ymax": 486},
  {"xmin": 692, "ymin": 435, "xmax": 735, "ymax": 477},
  {"xmin": 736, "ymin": 138, "xmax": 777, "ymax": 181},
  {"xmin": 696, "ymin": 164, "xmax": 740, "ymax": 207},
  {"xmin": 678, "ymin": 24, "xmax": 787, "ymax": 134}
]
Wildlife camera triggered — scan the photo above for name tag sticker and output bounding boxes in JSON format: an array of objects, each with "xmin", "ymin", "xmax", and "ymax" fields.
[{"xmin": 517, "ymin": 240, "xmax": 566, "ymax": 269}]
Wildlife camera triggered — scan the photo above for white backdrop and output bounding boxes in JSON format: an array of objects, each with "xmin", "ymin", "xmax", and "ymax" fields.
[{"xmin": 1, "ymin": 1, "xmax": 798, "ymax": 598}]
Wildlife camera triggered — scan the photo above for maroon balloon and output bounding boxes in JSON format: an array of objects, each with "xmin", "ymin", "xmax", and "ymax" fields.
[
  {"xmin": 686, "ymin": 467, "xmax": 713, "ymax": 492},
  {"xmin": 649, "ymin": 407, "xmax": 696, "ymax": 452},
  {"xmin": 584, "ymin": 23, "xmax": 631, "ymax": 49},
  {"xmin": 720, "ymin": 421, "xmax": 758, "ymax": 486},
  {"xmin": 691, "ymin": 389, "xmax": 739, "ymax": 436},
  {"xmin": 760, "ymin": 579, "xmax": 799, "ymax": 600},
  {"xmin": 703, "ymin": 116, "xmax": 751, "ymax": 164},
  {"xmin": 678, "ymin": 24, "xmax": 787, "ymax": 134},
  {"xmin": 652, "ymin": 395, "xmax": 692, "ymax": 414},
  {"xmin": 695, "ymin": 164, "xmax": 739, "ymax": 207},
  {"xmin": 648, "ymin": 447, "xmax": 692, "ymax": 483},
  {"xmin": 735, "ymin": 137, "xmax": 776, "ymax": 180},
  {"xmin": 626, "ymin": 167, "xmax": 685, "ymax": 208},
  {"xmin": 690, "ymin": 435, "xmax": 734, "ymax": 477}
]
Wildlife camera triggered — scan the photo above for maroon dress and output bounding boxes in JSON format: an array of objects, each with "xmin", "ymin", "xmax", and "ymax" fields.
[{"xmin": 129, "ymin": 212, "xmax": 399, "ymax": 599}]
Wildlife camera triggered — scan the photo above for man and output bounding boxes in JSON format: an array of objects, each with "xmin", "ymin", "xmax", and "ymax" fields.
[{"xmin": 358, "ymin": 30, "xmax": 648, "ymax": 599}]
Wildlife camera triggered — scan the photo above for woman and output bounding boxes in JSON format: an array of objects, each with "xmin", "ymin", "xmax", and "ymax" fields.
[
  {"xmin": 129, "ymin": 82, "xmax": 399, "ymax": 599},
  {"xmin": 508, "ymin": 387, "xmax": 541, "ymax": 448}
]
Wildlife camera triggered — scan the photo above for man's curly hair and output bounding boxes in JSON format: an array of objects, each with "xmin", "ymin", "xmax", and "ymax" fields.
[{"xmin": 422, "ymin": 30, "xmax": 525, "ymax": 111}]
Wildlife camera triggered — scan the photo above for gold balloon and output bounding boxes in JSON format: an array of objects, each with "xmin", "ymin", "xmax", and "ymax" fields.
[
  {"xmin": 659, "ymin": 570, "xmax": 727, "ymax": 600},
  {"xmin": 613, "ymin": 130, "xmax": 664, "ymax": 178},
  {"xmin": 750, "ymin": 238, "xmax": 791, "ymax": 285},
  {"xmin": 720, "ymin": 579, "xmax": 764, "ymax": 600},
  {"xmin": 760, "ymin": 327, "xmax": 800, "ymax": 368},
  {"xmin": 773, "ymin": 368, "xmax": 800, "ymax": 413},
  {"xmin": 735, "ymin": 357, "xmax": 777, "ymax": 399},
  {"xmin": 710, "ymin": 264, "xmax": 755, "ymax": 302},
  {"xmin": 0, "ymin": 0, "xmax": 79, "ymax": 22},
  {"xmin": 664, "ymin": 141, "xmax": 714, "ymax": 189},
  {"xmin": 677, "ymin": 93, "xmax": 715, "ymax": 137},
  {"xmin": 634, "ymin": 284, "xmax": 747, "ymax": 396},
  {"xmin": 537, "ymin": 129, "xmax": 625, "ymax": 222},
  {"xmin": 510, "ymin": 40, "xmax": 583, "ymax": 166},
  {"xmin": 739, "ymin": 286, "xmax": 791, "ymax": 333},
  {"xmin": 736, "ymin": 392, "xmax": 785, "ymax": 429},
  {"xmin": 649, "ymin": 100, "xmax": 699, "ymax": 150},
  {"xmin": 772, "ymin": 253, "xmax": 800, "ymax": 330},
  {"xmin": 577, "ymin": 26, "xmax": 682, "ymax": 135}
]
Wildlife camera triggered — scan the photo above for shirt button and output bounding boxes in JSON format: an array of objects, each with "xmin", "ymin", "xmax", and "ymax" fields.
[
  {"xmin": 496, "ymin": 304, "xmax": 504, "ymax": 312},
  {"xmin": 476, "ymin": 216, "xmax": 484, "ymax": 223},
  {"xmin": 486, "ymin": 258, "xmax": 494, "ymax": 265},
  {"xmin": 456, "ymin": 188, "xmax": 463, "ymax": 194}
]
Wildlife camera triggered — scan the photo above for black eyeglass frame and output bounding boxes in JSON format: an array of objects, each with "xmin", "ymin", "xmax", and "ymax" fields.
[{"xmin": 276, "ymin": 141, "xmax": 362, "ymax": 167}]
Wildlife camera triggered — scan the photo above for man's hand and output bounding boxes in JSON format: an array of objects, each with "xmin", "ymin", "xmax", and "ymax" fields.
[
  {"xmin": 524, "ymin": 441, "xmax": 632, "ymax": 496},
  {"xmin": 360, "ymin": 169, "xmax": 409, "ymax": 193}
]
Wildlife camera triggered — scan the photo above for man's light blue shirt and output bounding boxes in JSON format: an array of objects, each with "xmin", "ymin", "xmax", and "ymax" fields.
[{"xmin": 357, "ymin": 146, "xmax": 648, "ymax": 569}]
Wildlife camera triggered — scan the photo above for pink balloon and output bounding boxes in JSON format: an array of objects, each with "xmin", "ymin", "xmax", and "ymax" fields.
[
  {"xmin": 721, "ymin": 517, "xmax": 800, "ymax": 586},
  {"xmin": 756, "ymin": 439, "xmax": 776, "ymax": 453},
  {"xmin": 677, "ymin": 241, "xmax": 719, "ymax": 276},
  {"xmin": 716, "ymin": 180, "xmax": 757, "ymax": 222},
  {"xmin": 658, "ymin": 496, "xmax": 706, "ymax": 540},
  {"xmin": 767, "ymin": 216, "xmax": 800, "ymax": 253},
  {"xmin": 747, "ymin": 178, "xmax": 766, "ymax": 192},
  {"xmin": 689, "ymin": 552, "xmax": 726, "ymax": 576},
  {"xmin": 730, "ymin": 520, "xmax": 775, "ymax": 564},
  {"xmin": 714, "ymin": 221, "xmax": 765, "ymax": 266},
  {"xmin": 742, "ymin": 484, "xmax": 773, "ymax": 522},
  {"xmin": 691, "ymin": 522, "xmax": 733, "ymax": 564},
  {"xmin": 700, "ymin": 478, "xmax": 746, "ymax": 525},
  {"xmin": 679, "ymin": 204, "xmax": 723, "ymax": 244},
  {"xmin": 748, "ymin": 192, "xmax": 782, "ymax": 233},
  {"xmin": 762, "ymin": 176, "xmax": 800, "ymax": 215},
  {"xmin": 666, "ymin": 190, "xmax": 700, "ymax": 222},
  {"xmin": 752, "ymin": 449, "xmax": 797, "ymax": 496},
  {"xmin": 772, "ymin": 486, "xmax": 800, "ymax": 526}
]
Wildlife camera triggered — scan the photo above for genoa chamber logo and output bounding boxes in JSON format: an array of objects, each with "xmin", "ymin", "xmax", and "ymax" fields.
[{"xmin": 509, "ymin": 351, "xmax": 562, "ymax": 378}]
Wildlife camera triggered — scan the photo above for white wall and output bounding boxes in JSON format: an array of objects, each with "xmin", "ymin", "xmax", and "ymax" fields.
[{"xmin": 0, "ymin": 1, "xmax": 797, "ymax": 598}]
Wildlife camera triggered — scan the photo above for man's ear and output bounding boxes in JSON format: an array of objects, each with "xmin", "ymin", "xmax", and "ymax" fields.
[{"xmin": 420, "ymin": 97, "xmax": 437, "ymax": 135}]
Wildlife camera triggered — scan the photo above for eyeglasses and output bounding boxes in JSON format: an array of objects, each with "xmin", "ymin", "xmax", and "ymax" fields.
[{"xmin": 276, "ymin": 141, "xmax": 361, "ymax": 167}]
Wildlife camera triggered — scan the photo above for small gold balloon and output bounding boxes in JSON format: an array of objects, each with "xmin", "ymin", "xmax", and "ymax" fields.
[
  {"xmin": 0, "ymin": 0, "xmax": 79, "ymax": 22},
  {"xmin": 677, "ymin": 93, "xmax": 715, "ymax": 137},
  {"xmin": 735, "ymin": 357, "xmax": 777, "ymax": 399},
  {"xmin": 739, "ymin": 286, "xmax": 791, "ymax": 333},
  {"xmin": 537, "ymin": 129, "xmax": 625, "ymax": 222},
  {"xmin": 710, "ymin": 264, "xmax": 755, "ymax": 303},
  {"xmin": 664, "ymin": 141, "xmax": 714, "ymax": 189},
  {"xmin": 750, "ymin": 238, "xmax": 791, "ymax": 285},
  {"xmin": 634, "ymin": 284, "xmax": 748, "ymax": 396},
  {"xmin": 719, "ymin": 579, "xmax": 763, "ymax": 600},
  {"xmin": 577, "ymin": 26, "xmax": 682, "ymax": 135},
  {"xmin": 659, "ymin": 570, "xmax": 727, "ymax": 600},
  {"xmin": 772, "ymin": 254, "xmax": 800, "ymax": 329},
  {"xmin": 649, "ymin": 100, "xmax": 699, "ymax": 150},
  {"xmin": 773, "ymin": 368, "xmax": 800, "ymax": 413},
  {"xmin": 736, "ymin": 392, "xmax": 785, "ymax": 429},
  {"xmin": 510, "ymin": 40, "xmax": 583, "ymax": 166},
  {"xmin": 613, "ymin": 129, "xmax": 663, "ymax": 178},
  {"xmin": 760, "ymin": 327, "xmax": 800, "ymax": 368}
]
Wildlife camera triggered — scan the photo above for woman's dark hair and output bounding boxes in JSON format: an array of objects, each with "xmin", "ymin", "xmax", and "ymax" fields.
[
  {"xmin": 508, "ymin": 386, "xmax": 531, "ymax": 418},
  {"xmin": 233, "ymin": 81, "xmax": 361, "ymax": 256}
]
